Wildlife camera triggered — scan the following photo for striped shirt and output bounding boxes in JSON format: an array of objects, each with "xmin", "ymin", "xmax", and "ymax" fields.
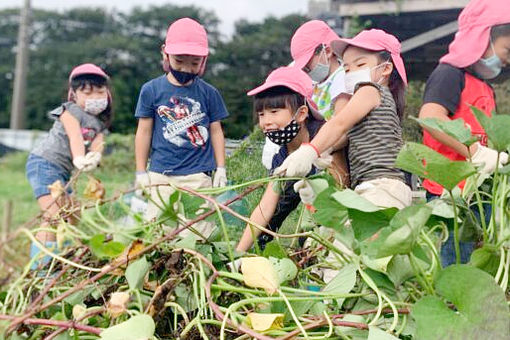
[{"xmin": 348, "ymin": 82, "xmax": 406, "ymax": 188}]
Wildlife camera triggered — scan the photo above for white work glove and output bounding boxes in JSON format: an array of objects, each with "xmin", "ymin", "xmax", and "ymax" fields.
[
  {"xmin": 213, "ymin": 166, "xmax": 227, "ymax": 187},
  {"xmin": 135, "ymin": 171, "xmax": 150, "ymax": 196},
  {"xmin": 471, "ymin": 143, "xmax": 509, "ymax": 174},
  {"xmin": 85, "ymin": 151, "xmax": 101, "ymax": 168},
  {"xmin": 274, "ymin": 143, "xmax": 320, "ymax": 177},
  {"xmin": 226, "ymin": 258, "xmax": 242, "ymax": 272},
  {"xmin": 293, "ymin": 179, "xmax": 316, "ymax": 205},
  {"xmin": 313, "ymin": 149, "xmax": 333, "ymax": 170}
]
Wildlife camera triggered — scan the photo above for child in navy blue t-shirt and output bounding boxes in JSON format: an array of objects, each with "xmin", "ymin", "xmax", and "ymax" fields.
[{"xmin": 134, "ymin": 18, "xmax": 229, "ymax": 237}]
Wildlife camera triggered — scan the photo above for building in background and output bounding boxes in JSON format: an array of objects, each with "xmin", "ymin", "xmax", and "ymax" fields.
[{"xmin": 308, "ymin": 0, "xmax": 470, "ymax": 79}]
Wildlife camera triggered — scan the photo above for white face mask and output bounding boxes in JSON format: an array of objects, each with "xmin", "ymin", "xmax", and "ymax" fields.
[
  {"xmin": 84, "ymin": 98, "xmax": 108, "ymax": 115},
  {"xmin": 343, "ymin": 62, "xmax": 390, "ymax": 94}
]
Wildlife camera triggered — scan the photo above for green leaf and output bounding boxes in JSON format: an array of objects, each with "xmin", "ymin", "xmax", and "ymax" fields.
[
  {"xmin": 88, "ymin": 234, "xmax": 125, "ymax": 259},
  {"xmin": 413, "ymin": 117, "xmax": 478, "ymax": 146},
  {"xmin": 312, "ymin": 187, "xmax": 349, "ymax": 230},
  {"xmin": 469, "ymin": 246, "xmax": 500, "ymax": 276},
  {"xmin": 125, "ymin": 256, "xmax": 151, "ymax": 291},
  {"xmin": 262, "ymin": 241, "xmax": 287, "ymax": 259},
  {"xmin": 427, "ymin": 199, "xmax": 454, "ymax": 219},
  {"xmin": 396, "ymin": 142, "xmax": 476, "ymax": 191},
  {"xmin": 472, "ymin": 107, "xmax": 510, "ymax": 152},
  {"xmin": 361, "ymin": 204, "xmax": 432, "ymax": 258},
  {"xmin": 331, "ymin": 189, "xmax": 381, "ymax": 212},
  {"xmin": 269, "ymin": 257, "xmax": 298, "ymax": 284},
  {"xmin": 349, "ymin": 208, "xmax": 398, "ymax": 242},
  {"xmin": 367, "ymin": 326, "xmax": 400, "ymax": 340},
  {"xmin": 99, "ymin": 314, "xmax": 155, "ymax": 340},
  {"xmin": 412, "ymin": 265, "xmax": 510, "ymax": 340},
  {"xmin": 322, "ymin": 264, "xmax": 357, "ymax": 306}
]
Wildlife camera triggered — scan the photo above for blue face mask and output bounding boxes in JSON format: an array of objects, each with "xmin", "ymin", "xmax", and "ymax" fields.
[
  {"xmin": 473, "ymin": 42, "xmax": 503, "ymax": 79},
  {"xmin": 170, "ymin": 66, "xmax": 198, "ymax": 84}
]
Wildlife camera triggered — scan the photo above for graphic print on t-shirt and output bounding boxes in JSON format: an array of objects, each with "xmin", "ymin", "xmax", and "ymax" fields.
[
  {"xmin": 81, "ymin": 127, "xmax": 97, "ymax": 148},
  {"xmin": 157, "ymin": 96, "xmax": 208, "ymax": 148}
]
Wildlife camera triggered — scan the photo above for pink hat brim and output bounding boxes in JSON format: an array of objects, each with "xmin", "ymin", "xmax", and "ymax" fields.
[
  {"xmin": 247, "ymin": 80, "xmax": 303, "ymax": 97},
  {"xmin": 440, "ymin": 26, "xmax": 490, "ymax": 68},
  {"xmin": 293, "ymin": 48, "xmax": 315, "ymax": 69},
  {"xmin": 164, "ymin": 43, "xmax": 208, "ymax": 57},
  {"xmin": 331, "ymin": 39, "xmax": 407, "ymax": 85}
]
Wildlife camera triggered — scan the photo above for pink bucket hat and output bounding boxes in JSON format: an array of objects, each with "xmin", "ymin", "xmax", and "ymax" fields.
[
  {"xmin": 247, "ymin": 66, "xmax": 322, "ymax": 119},
  {"xmin": 68, "ymin": 63, "xmax": 110, "ymax": 101},
  {"xmin": 331, "ymin": 29, "xmax": 408, "ymax": 85},
  {"xmin": 290, "ymin": 20, "xmax": 341, "ymax": 69},
  {"xmin": 440, "ymin": 0, "xmax": 510, "ymax": 68},
  {"xmin": 164, "ymin": 18, "xmax": 209, "ymax": 56}
]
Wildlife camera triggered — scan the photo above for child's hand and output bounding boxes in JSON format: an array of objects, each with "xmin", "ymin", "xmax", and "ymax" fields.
[
  {"xmin": 72, "ymin": 152, "xmax": 101, "ymax": 172},
  {"xmin": 274, "ymin": 143, "xmax": 319, "ymax": 177},
  {"xmin": 471, "ymin": 142, "xmax": 509, "ymax": 174},
  {"xmin": 135, "ymin": 171, "xmax": 150, "ymax": 196},
  {"xmin": 85, "ymin": 151, "xmax": 102, "ymax": 168},
  {"xmin": 293, "ymin": 179, "xmax": 316, "ymax": 205},
  {"xmin": 213, "ymin": 167, "xmax": 227, "ymax": 187}
]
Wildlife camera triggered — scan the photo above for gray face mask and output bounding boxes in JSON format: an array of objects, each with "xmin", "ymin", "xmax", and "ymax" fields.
[{"xmin": 307, "ymin": 49, "xmax": 330, "ymax": 83}]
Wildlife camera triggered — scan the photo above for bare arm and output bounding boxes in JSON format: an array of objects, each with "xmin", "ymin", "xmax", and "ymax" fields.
[
  {"xmin": 90, "ymin": 133, "xmax": 105, "ymax": 153},
  {"xmin": 210, "ymin": 121, "xmax": 226, "ymax": 167},
  {"xmin": 236, "ymin": 182, "xmax": 281, "ymax": 252},
  {"xmin": 418, "ymin": 103, "xmax": 477, "ymax": 157},
  {"xmin": 135, "ymin": 118, "xmax": 153, "ymax": 172},
  {"xmin": 311, "ymin": 86, "xmax": 381, "ymax": 153},
  {"xmin": 331, "ymin": 94, "xmax": 352, "ymax": 150},
  {"xmin": 60, "ymin": 110, "xmax": 85, "ymax": 159}
]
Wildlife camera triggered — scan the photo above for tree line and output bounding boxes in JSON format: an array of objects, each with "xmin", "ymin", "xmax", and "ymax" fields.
[{"xmin": 0, "ymin": 5, "xmax": 309, "ymax": 138}]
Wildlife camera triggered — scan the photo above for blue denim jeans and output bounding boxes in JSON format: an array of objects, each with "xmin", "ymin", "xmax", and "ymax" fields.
[
  {"xmin": 426, "ymin": 192, "xmax": 489, "ymax": 267},
  {"xmin": 26, "ymin": 154, "xmax": 71, "ymax": 199}
]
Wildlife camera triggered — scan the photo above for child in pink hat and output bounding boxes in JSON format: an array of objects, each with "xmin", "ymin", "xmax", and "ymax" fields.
[
  {"xmin": 26, "ymin": 63, "xmax": 113, "ymax": 271},
  {"xmin": 236, "ymin": 66, "xmax": 342, "ymax": 252},
  {"xmin": 276, "ymin": 29, "xmax": 412, "ymax": 210},
  {"xmin": 134, "ymin": 18, "xmax": 229, "ymax": 237},
  {"xmin": 260, "ymin": 20, "xmax": 350, "ymax": 187},
  {"xmin": 418, "ymin": 0, "xmax": 510, "ymax": 266}
]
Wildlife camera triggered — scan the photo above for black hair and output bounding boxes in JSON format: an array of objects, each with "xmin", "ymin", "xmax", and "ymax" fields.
[
  {"xmin": 253, "ymin": 86, "xmax": 318, "ymax": 123},
  {"xmin": 491, "ymin": 23, "xmax": 510, "ymax": 40},
  {"xmin": 70, "ymin": 74, "xmax": 113, "ymax": 129},
  {"xmin": 378, "ymin": 51, "xmax": 406, "ymax": 121}
]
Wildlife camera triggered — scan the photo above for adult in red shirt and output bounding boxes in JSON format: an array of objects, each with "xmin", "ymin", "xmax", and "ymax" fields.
[{"xmin": 419, "ymin": 0, "xmax": 510, "ymax": 266}]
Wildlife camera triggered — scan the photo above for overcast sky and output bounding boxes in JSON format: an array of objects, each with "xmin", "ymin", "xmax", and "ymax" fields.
[{"xmin": 1, "ymin": 0, "xmax": 310, "ymax": 38}]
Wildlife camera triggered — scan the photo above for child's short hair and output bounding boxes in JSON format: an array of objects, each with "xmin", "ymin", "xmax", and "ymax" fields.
[
  {"xmin": 70, "ymin": 74, "xmax": 113, "ymax": 129},
  {"xmin": 491, "ymin": 23, "xmax": 510, "ymax": 40},
  {"xmin": 254, "ymin": 86, "xmax": 305, "ymax": 113}
]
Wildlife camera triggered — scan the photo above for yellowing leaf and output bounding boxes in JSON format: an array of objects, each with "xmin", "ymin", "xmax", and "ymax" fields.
[
  {"xmin": 241, "ymin": 257, "xmax": 279, "ymax": 294},
  {"xmin": 111, "ymin": 240, "xmax": 146, "ymax": 273},
  {"xmin": 48, "ymin": 180, "xmax": 65, "ymax": 199},
  {"xmin": 83, "ymin": 176, "xmax": 105, "ymax": 200},
  {"xmin": 72, "ymin": 304, "xmax": 87, "ymax": 320},
  {"xmin": 246, "ymin": 313, "xmax": 284, "ymax": 331},
  {"xmin": 107, "ymin": 291, "xmax": 130, "ymax": 318}
]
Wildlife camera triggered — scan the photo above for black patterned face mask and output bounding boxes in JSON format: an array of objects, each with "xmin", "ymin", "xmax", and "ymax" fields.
[{"xmin": 264, "ymin": 119, "xmax": 301, "ymax": 145}]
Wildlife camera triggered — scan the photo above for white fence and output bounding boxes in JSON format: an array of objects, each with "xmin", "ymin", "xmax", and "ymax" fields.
[{"xmin": 0, "ymin": 128, "xmax": 249, "ymax": 155}]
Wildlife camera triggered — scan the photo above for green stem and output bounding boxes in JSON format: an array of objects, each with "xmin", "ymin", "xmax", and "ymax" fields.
[{"xmin": 447, "ymin": 190, "xmax": 461, "ymax": 265}]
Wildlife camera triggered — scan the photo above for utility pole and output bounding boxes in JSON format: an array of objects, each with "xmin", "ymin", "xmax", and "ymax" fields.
[{"xmin": 9, "ymin": 0, "xmax": 31, "ymax": 130}]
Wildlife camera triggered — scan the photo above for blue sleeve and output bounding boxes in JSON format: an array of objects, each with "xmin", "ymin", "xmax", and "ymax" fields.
[
  {"xmin": 207, "ymin": 86, "xmax": 229, "ymax": 122},
  {"xmin": 135, "ymin": 83, "xmax": 155, "ymax": 118}
]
